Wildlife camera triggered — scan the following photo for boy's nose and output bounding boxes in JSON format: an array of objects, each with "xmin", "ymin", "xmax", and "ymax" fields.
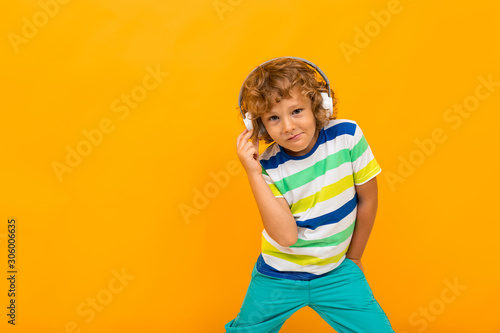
[{"xmin": 282, "ymin": 117, "xmax": 295, "ymax": 133}]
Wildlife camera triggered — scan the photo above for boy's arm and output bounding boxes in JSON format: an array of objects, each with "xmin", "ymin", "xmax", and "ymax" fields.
[
  {"xmin": 346, "ymin": 177, "xmax": 379, "ymax": 267},
  {"xmin": 236, "ymin": 129, "xmax": 297, "ymax": 247},
  {"xmin": 247, "ymin": 173, "xmax": 298, "ymax": 247}
]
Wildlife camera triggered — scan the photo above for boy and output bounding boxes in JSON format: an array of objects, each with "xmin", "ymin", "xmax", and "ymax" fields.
[{"xmin": 225, "ymin": 57, "xmax": 395, "ymax": 333}]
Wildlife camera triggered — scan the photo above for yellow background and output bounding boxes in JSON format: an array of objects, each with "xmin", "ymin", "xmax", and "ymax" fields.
[{"xmin": 1, "ymin": 0, "xmax": 499, "ymax": 332}]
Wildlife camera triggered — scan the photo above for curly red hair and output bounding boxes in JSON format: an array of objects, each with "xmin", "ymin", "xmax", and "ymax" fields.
[{"xmin": 239, "ymin": 58, "xmax": 338, "ymax": 144}]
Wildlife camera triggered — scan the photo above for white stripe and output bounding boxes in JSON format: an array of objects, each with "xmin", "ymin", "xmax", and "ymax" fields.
[
  {"xmin": 261, "ymin": 253, "xmax": 347, "ymax": 275},
  {"xmin": 263, "ymin": 229, "xmax": 352, "ymax": 257},
  {"xmin": 294, "ymin": 187, "xmax": 355, "ymax": 223},
  {"xmin": 296, "ymin": 206, "xmax": 357, "ymax": 240},
  {"xmin": 353, "ymin": 145, "xmax": 375, "ymax": 168},
  {"xmin": 349, "ymin": 120, "xmax": 362, "ymax": 150},
  {"xmin": 326, "ymin": 118, "xmax": 356, "ymax": 130}
]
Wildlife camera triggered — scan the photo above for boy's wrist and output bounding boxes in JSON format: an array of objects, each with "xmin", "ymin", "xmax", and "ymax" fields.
[
  {"xmin": 247, "ymin": 172, "xmax": 264, "ymax": 182},
  {"xmin": 346, "ymin": 255, "xmax": 361, "ymax": 261}
]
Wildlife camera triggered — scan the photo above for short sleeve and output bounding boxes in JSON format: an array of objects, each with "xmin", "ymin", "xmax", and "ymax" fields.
[
  {"xmin": 261, "ymin": 167, "xmax": 284, "ymax": 198},
  {"xmin": 348, "ymin": 122, "xmax": 382, "ymax": 185}
]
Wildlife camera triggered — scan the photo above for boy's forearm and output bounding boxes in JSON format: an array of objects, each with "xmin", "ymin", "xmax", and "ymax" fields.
[
  {"xmin": 346, "ymin": 198, "xmax": 378, "ymax": 260},
  {"xmin": 247, "ymin": 173, "xmax": 297, "ymax": 247}
]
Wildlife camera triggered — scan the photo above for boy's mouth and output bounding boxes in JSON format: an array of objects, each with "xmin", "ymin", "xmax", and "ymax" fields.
[{"xmin": 288, "ymin": 133, "xmax": 302, "ymax": 141}]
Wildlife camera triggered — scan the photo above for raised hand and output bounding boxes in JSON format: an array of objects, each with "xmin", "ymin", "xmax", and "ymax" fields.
[{"xmin": 236, "ymin": 129, "xmax": 261, "ymax": 177}]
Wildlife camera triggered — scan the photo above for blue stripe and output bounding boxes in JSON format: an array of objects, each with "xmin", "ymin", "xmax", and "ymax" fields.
[
  {"xmin": 255, "ymin": 254, "xmax": 335, "ymax": 280},
  {"xmin": 324, "ymin": 121, "xmax": 356, "ymax": 142},
  {"xmin": 295, "ymin": 193, "xmax": 358, "ymax": 230},
  {"xmin": 259, "ymin": 146, "xmax": 290, "ymax": 171},
  {"xmin": 260, "ymin": 121, "xmax": 357, "ymax": 170}
]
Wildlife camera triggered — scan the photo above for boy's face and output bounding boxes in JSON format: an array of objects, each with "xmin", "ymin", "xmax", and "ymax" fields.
[{"xmin": 261, "ymin": 86, "xmax": 319, "ymax": 157}]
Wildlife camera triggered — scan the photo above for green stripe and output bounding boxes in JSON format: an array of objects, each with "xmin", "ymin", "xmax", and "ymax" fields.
[
  {"xmin": 290, "ymin": 220, "xmax": 356, "ymax": 248},
  {"xmin": 274, "ymin": 149, "xmax": 351, "ymax": 194},
  {"xmin": 351, "ymin": 135, "xmax": 368, "ymax": 162},
  {"xmin": 290, "ymin": 175, "xmax": 354, "ymax": 215}
]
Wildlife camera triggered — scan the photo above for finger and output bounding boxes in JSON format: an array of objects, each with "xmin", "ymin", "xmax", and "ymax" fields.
[
  {"xmin": 241, "ymin": 141, "xmax": 257, "ymax": 155},
  {"xmin": 236, "ymin": 128, "xmax": 248, "ymax": 143},
  {"xmin": 244, "ymin": 128, "xmax": 253, "ymax": 140},
  {"xmin": 238, "ymin": 129, "xmax": 254, "ymax": 150},
  {"xmin": 236, "ymin": 129, "xmax": 250, "ymax": 149},
  {"xmin": 238, "ymin": 128, "xmax": 253, "ymax": 143},
  {"xmin": 241, "ymin": 145, "xmax": 259, "ymax": 163}
]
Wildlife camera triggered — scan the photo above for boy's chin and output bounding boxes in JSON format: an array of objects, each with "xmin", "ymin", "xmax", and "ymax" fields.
[{"xmin": 281, "ymin": 145, "xmax": 305, "ymax": 156}]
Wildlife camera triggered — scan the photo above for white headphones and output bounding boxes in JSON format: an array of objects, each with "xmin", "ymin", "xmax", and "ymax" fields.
[{"xmin": 238, "ymin": 57, "xmax": 334, "ymax": 132}]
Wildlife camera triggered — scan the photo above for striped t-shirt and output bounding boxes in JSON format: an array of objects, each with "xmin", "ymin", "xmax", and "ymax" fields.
[{"xmin": 255, "ymin": 119, "xmax": 382, "ymax": 281}]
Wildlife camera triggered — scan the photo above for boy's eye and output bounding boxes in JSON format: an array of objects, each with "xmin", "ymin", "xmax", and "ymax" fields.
[
  {"xmin": 292, "ymin": 109, "xmax": 303, "ymax": 115},
  {"xmin": 268, "ymin": 115, "xmax": 279, "ymax": 121}
]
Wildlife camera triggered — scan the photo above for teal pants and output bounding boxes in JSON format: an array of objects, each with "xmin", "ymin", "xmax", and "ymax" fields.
[{"xmin": 225, "ymin": 258, "xmax": 394, "ymax": 333}]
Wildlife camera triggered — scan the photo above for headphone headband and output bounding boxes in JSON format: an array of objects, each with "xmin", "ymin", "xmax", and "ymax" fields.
[{"xmin": 238, "ymin": 56, "xmax": 331, "ymax": 118}]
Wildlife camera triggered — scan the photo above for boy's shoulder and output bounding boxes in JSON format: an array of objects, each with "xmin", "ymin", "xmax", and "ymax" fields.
[
  {"xmin": 324, "ymin": 118, "xmax": 361, "ymax": 137},
  {"xmin": 324, "ymin": 118, "xmax": 358, "ymax": 130}
]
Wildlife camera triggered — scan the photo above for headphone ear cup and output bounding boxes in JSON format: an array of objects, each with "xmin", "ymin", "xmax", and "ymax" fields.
[
  {"xmin": 243, "ymin": 112, "xmax": 253, "ymax": 131},
  {"xmin": 243, "ymin": 112, "xmax": 267, "ymax": 136},
  {"xmin": 320, "ymin": 92, "xmax": 333, "ymax": 118}
]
